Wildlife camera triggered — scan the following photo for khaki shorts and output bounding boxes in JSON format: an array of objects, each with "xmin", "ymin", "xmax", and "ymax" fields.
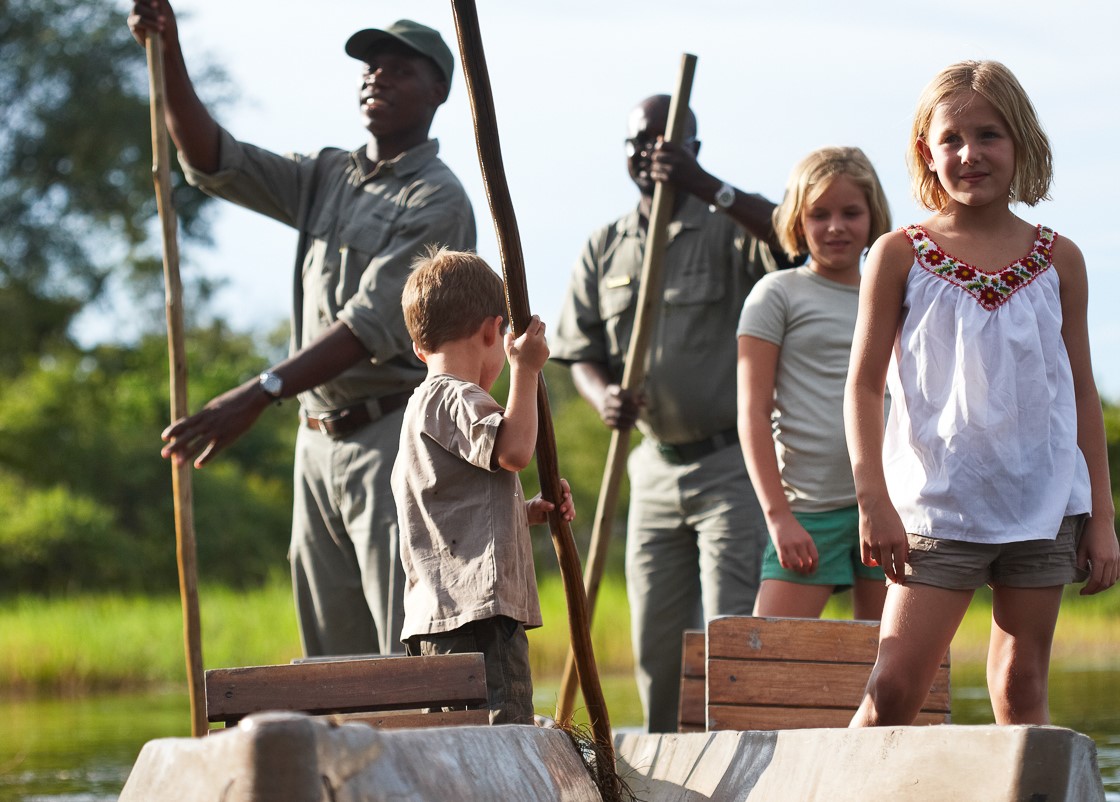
[{"xmin": 904, "ymin": 515, "xmax": 1090, "ymax": 590}]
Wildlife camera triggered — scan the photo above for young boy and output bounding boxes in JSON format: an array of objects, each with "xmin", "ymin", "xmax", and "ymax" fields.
[{"xmin": 392, "ymin": 246, "xmax": 574, "ymax": 725}]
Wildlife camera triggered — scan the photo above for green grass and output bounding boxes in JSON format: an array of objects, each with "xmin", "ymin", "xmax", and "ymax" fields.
[
  {"xmin": 0, "ymin": 576, "xmax": 301, "ymax": 695},
  {"xmin": 2, "ymin": 572, "xmax": 1118, "ymax": 698}
]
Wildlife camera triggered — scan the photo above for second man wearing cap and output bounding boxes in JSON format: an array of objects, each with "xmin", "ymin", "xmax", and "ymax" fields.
[{"xmin": 131, "ymin": 2, "xmax": 475, "ymax": 657}]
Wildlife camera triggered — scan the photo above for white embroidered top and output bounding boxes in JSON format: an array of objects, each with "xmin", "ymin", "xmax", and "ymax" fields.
[{"xmin": 883, "ymin": 225, "xmax": 1091, "ymax": 543}]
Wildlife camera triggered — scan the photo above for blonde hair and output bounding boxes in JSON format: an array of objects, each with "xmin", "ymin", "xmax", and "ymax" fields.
[
  {"xmin": 772, "ymin": 146, "xmax": 891, "ymax": 261},
  {"xmin": 402, "ymin": 246, "xmax": 506, "ymax": 353},
  {"xmin": 909, "ymin": 60, "xmax": 1053, "ymax": 211}
]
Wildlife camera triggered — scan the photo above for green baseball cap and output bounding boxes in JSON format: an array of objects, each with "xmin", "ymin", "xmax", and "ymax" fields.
[{"xmin": 345, "ymin": 20, "xmax": 454, "ymax": 86}]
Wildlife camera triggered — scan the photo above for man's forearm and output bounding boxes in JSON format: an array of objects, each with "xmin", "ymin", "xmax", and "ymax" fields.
[
  {"xmin": 156, "ymin": 26, "xmax": 221, "ymax": 172},
  {"xmin": 569, "ymin": 361, "xmax": 611, "ymax": 412},
  {"xmin": 263, "ymin": 321, "xmax": 371, "ymax": 401}
]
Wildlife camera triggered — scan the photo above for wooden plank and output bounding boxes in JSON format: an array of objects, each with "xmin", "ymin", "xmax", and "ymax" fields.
[
  {"xmin": 707, "ymin": 705, "xmax": 950, "ymax": 731},
  {"xmin": 709, "ymin": 704, "xmax": 855, "ymax": 731},
  {"xmin": 707, "ymin": 658, "xmax": 872, "ymax": 708},
  {"xmin": 707, "ymin": 616, "xmax": 879, "ymax": 663},
  {"xmin": 677, "ymin": 630, "xmax": 707, "ymax": 733},
  {"xmin": 678, "ymin": 676, "xmax": 706, "ymax": 731},
  {"xmin": 333, "ymin": 709, "xmax": 491, "ymax": 729},
  {"xmin": 707, "ymin": 616, "xmax": 949, "ymax": 668},
  {"xmin": 707, "ymin": 658, "xmax": 950, "ymax": 713},
  {"xmin": 681, "ymin": 629, "xmax": 705, "ymax": 678},
  {"xmin": 205, "ymin": 653, "xmax": 487, "ymax": 723},
  {"xmin": 703, "ymin": 617, "xmax": 951, "ymax": 732}
]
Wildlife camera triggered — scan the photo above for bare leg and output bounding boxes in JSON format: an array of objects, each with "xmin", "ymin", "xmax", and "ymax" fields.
[
  {"xmin": 852, "ymin": 576, "xmax": 888, "ymax": 621},
  {"xmin": 987, "ymin": 583, "xmax": 1063, "ymax": 725},
  {"xmin": 752, "ymin": 579, "xmax": 833, "ymax": 618},
  {"xmin": 850, "ymin": 581, "xmax": 971, "ymax": 726}
]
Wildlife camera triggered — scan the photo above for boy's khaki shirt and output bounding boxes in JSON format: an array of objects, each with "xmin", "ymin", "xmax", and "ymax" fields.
[{"xmin": 392, "ymin": 374, "xmax": 542, "ymax": 640}]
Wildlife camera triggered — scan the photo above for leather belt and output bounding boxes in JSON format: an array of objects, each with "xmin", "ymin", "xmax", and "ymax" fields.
[
  {"xmin": 304, "ymin": 391, "xmax": 413, "ymax": 439},
  {"xmin": 654, "ymin": 427, "xmax": 739, "ymax": 465}
]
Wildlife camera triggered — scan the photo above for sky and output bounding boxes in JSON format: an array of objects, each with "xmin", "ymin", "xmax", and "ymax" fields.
[{"xmin": 101, "ymin": 0, "xmax": 1120, "ymax": 399}]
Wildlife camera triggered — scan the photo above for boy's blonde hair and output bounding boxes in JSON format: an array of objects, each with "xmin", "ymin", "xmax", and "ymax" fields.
[
  {"xmin": 403, "ymin": 246, "xmax": 506, "ymax": 353},
  {"xmin": 772, "ymin": 146, "xmax": 891, "ymax": 261},
  {"xmin": 910, "ymin": 60, "xmax": 1053, "ymax": 211}
]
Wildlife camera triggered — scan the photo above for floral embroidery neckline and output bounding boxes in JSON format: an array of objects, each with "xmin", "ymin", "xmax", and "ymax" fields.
[{"xmin": 904, "ymin": 224, "xmax": 1057, "ymax": 311}]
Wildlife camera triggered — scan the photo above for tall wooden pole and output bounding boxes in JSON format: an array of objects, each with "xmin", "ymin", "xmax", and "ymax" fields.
[
  {"xmin": 145, "ymin": 35, "xmax": 206, "ymax": 738},
  {"xmin": 449, "ymin": 2, "xmax": 620, "ymax": 791},
  {"xmin": 555, "ymin": 54, "xmax": 697, "ymax": 725}
]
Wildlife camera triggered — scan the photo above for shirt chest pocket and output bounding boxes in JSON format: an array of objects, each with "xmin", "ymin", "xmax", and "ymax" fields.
[
  {"xmin": 661, "ymin": 263, "xmax": 728, "ymax": 352},
  {"xmin": 598, "ymin": 275, "xmax": 638, "ymax": 367},
  {"xmin": 333, "ymin": 213, "xmax": 396, "ymax": 306}
]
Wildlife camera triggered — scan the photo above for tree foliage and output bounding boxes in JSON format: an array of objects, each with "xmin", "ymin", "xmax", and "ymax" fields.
[
  {"xmin": 0, "ymin": 0, "xmax": 216, "ymax": 373},
  {"xmin": 0, "ymin": 0, "xmax": 300, "ymax": 595},
  {"xmin": 0, "ymin": 324, "xmax": 298, "ymax": 594}
]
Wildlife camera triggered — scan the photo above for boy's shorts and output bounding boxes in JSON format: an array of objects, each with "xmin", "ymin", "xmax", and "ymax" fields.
[
  {"xmin": 904, "ymin": 514, "xmax": 1090, "ymax": 590},
  {"xmin": 404, "ymin": 615, "xmax": 533, "ymax": 724},
  {"xmin": 760, "ymin": 505, "xmax": 886, "ymax": 588}
]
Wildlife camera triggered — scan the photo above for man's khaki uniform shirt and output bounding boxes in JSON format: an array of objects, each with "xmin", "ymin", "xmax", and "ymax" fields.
[
  {"xmin": 181, "ymin": 129, "xmax": 476, "ymax": 415},
  {"xmin": 552, "ymin": 195, "xmax": 778, "ymax": 444}
]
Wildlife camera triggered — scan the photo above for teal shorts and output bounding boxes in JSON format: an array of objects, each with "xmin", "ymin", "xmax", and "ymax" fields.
[{"xmin": 760, "ymin": 505, "xmax": 886, "ymax": 588}]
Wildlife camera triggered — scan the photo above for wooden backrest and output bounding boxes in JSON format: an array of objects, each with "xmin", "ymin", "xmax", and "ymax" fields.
[
  {"xmin": 705, "ymin": 616, "xmax": 951, "ymax": 731},
  {"xmin": 205, "ymin": 653, "xmax": 489, "ymax": 730},
  {"xmin": 677, "ymin": 629, "xmax": 706, "ymax": 732}
]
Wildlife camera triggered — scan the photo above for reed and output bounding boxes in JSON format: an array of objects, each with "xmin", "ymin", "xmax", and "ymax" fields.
[{"xmin": 1, "ymin": 572, "xmax": 1117, "ymax": 696}]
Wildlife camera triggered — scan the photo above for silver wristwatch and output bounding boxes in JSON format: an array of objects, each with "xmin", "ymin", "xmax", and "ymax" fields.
[
  {"xmin": 713, "ymin": 182, "xmax": 736, "ymax": 209},
  {"xmin": 258, "ymin": 371, "xmax": 284, "ymax": 400}
]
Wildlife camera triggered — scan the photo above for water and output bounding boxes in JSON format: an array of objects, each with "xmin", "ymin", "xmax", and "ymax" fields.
[
  {"xmin": 0, "ymin": 692, "xmax": 189, "ymax": 801},
  {"xmin": 1, "ymin": 669, "xmax": 1117, "ymax": 800}
]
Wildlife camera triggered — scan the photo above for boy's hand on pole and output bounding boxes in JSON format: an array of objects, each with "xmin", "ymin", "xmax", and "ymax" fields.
[
  {"xmin": 506, "ymin": 314, "xmax": 549, "ymax": 373},
  {"xmin": 526, "ymin": 478, "xmax": 576, "ymax": 526}
]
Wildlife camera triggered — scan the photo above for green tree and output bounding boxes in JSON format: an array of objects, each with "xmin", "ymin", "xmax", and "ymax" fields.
[
  {"xmin": 0, "ymin": 0, "xmax": 219, "ymax": 373},
  {"xmin": 0, "ymin": 324, "xmax": 297, "ymax": 594},
  {"xmin": 0, "ymin": 0, "xmax": 286, "ymax": 594}
]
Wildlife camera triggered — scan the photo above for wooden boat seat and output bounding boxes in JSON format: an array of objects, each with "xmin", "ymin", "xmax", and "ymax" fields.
[
  {"xmin": 204, "ymin": 652, "xmax": 490, "ymax": 732},
  {"xmin": 705, "ymin": 616, "xmax": 951, "ymax": 731},
  {"xmin": 677, "ymin": 629, "xmax": 706, "ymax": 733}
]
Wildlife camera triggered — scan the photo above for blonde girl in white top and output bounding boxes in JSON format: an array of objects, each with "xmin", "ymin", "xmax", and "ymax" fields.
[{"xmin": 845, "ymin": 60, "xmax": 1118, "ymax": 727}]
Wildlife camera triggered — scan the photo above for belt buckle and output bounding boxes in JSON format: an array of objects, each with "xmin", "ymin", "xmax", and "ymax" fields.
[{"xmin": 315, "ymin": 408, "xmax": 354, "ymax": 438}]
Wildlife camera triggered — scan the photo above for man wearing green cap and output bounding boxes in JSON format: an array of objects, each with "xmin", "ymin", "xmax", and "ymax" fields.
[{"xmin": 129, "ymin": 2, "xmax": 475, "ymax": 658}]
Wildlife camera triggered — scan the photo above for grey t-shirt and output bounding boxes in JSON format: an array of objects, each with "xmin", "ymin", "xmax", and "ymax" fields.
[{"xmin": 737, "ymin": 266, "xmax": 859, "ymax": 512}]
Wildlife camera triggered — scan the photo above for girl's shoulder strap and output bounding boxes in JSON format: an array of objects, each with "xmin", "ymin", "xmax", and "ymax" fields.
[
  {"xmin": 901, "ymin": 224, "xmax": 942, "ymax": 264},
  {"xmin": 901, "ymin": 224, "xmax": 931, "ymax": 251},
  {"xmin": 1029, "ymin": 224, "xmax": 1059, "ymax": 270}
]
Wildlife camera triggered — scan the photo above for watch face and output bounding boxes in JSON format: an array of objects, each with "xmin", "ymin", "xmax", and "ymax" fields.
[
  {"xmin": 259, "ymin": 372, "xmax": 282, "ymax": 397},
  {"xmin": 716, "ymin": 183, "xmax": 736, "ymax": 208}
]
